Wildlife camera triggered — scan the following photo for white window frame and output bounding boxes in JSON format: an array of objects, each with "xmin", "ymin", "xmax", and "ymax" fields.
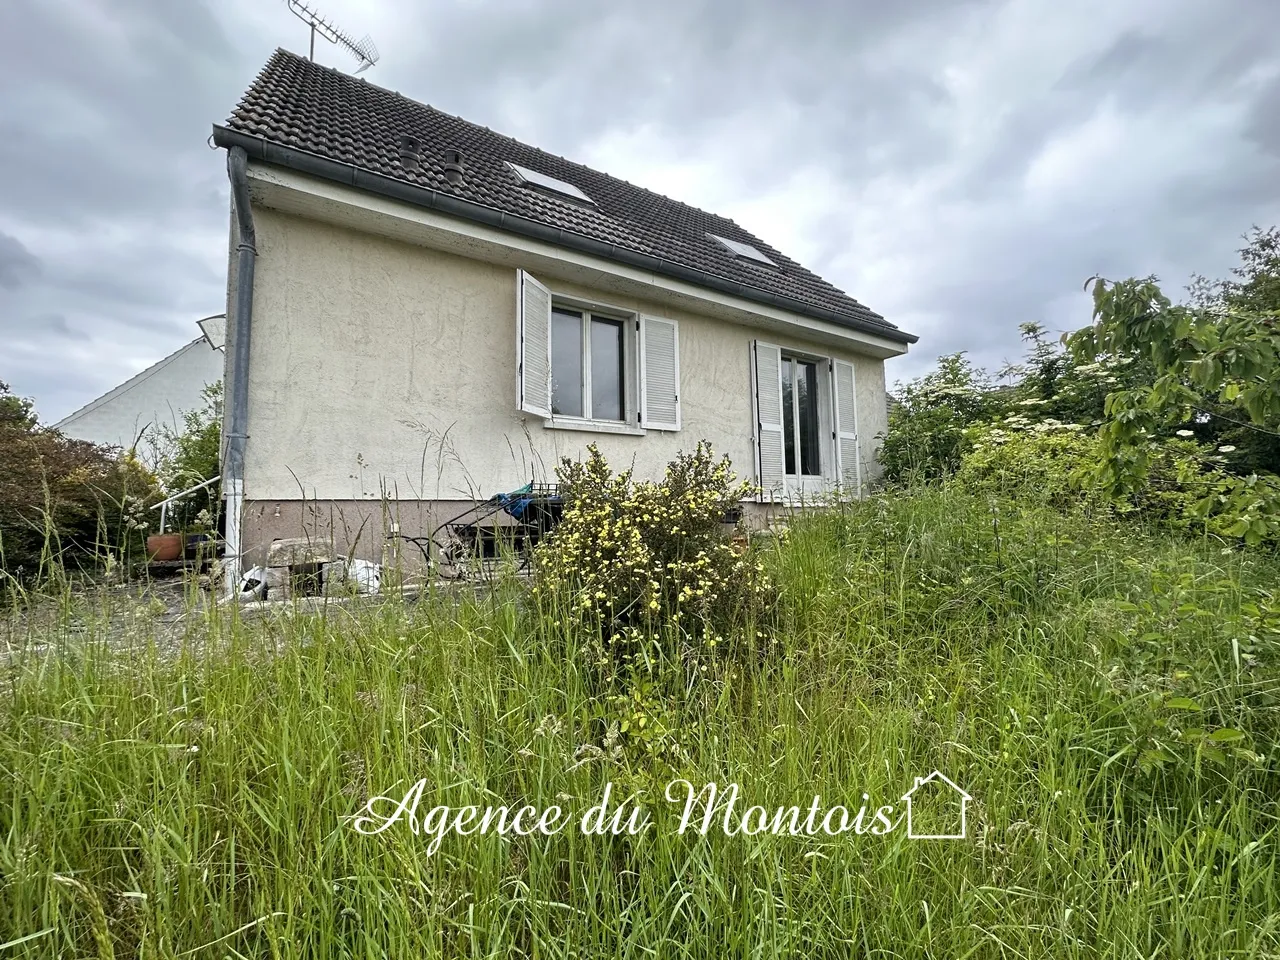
[
  {"xmin": 831, "ymin": 358, "xmax": 862, "ymax": 496},
  {"xmin": 752, "ymin": 340, "xmax": 786, "ymax": 502},
  {"xmin": 753, "ymin": 340, "xmax": 856, "ymax": 503},
  {"xmin": 707, "ymin": 233, "xmax": 778, "ymax": 267},
  {"xmin": 507, "ymin": 162, "xmax": 595, "ymax": 206},
  {"xmin": 546, "ymin": 295, "xmax": 643, "ymax": 434},
  {"xmin": 517, "ymin": 270, "xmax": 553, "ymax": 419},
  {"xmin": 517, "ymin": 273, "xmax": 682, "ymax": 438},
  {"xmin": 779, "ymin": 349, "xmax": 833, "ymax": 498}
]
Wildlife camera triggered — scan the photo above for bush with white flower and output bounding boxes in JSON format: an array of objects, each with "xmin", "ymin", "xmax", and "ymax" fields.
[
  {"xmin": 953, "ymin": 417, "xmax": 1280, "ymax": 545},
  {"xmin": 956, "ymin": 421, "xmax": 1102, "ymax": 507}
]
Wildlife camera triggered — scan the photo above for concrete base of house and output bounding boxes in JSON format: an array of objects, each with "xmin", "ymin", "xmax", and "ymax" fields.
[{"xmin": 237, "ymin": 497, "xmax": 806, "ymax": 575}]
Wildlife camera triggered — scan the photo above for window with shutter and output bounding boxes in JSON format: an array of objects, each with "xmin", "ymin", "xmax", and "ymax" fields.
[
  {"xmin": 639, "ymin": 316, "xmax": 680, "ymax": 431},
  {"xmin": 752, "ymin": 340, "xmax": 786, "ymax": 502},
  {"xmin": 547, "ymin": 306, "xmax": 633, "ymax": 423},
  {"xmin": 832, "ymin": 359, "xmax": 861, "ymax": 496},
  {"xmin": 517, "ymin": 270, "xmax": 552, "ymax": 418}
]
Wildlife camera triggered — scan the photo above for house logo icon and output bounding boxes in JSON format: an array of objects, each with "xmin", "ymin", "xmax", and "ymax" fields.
[{"xmin": 901, "ymin": 771, "xmax": 972, "ymax": 840}]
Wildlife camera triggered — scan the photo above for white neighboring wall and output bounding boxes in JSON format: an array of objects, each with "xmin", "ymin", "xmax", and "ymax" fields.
[{"xmin": 54, "ymin": 336, "xmax": 224, "ymax": 462}]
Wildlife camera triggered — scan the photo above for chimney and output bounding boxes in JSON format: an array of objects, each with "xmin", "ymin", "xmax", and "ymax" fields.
[
  {"xmin": 398, "ymin": 135, "xmax": 421, "ymax": 173},
  {"xmin": 443, "ymin": 148, "xmax": 465, "ymax": 185}
]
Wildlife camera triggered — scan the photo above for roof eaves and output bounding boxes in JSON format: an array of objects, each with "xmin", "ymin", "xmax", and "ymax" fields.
[{"xmin": 211, "ymin": 124, "xmax": 918, "ymax": 346}]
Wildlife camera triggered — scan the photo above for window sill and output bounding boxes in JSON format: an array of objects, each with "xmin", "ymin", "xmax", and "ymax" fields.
[
  {"xmin": 543, "ymin": 417, "xmax": 646, "ymax": 437},
  {"xmin": 758, "ymin": 478, "xmax": 840, "ymax": 503}
]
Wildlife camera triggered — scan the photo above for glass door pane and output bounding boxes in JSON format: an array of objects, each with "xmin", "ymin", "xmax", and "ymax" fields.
[
  {"xmin": 797, "ymin": 360, "xmax": 820, "ymax": 476},
  {"xmin": 781, "ymin": 358, "xmax": 796, "ymax": 476}
]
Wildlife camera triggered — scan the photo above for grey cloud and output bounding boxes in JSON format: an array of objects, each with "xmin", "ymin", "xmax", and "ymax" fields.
[
  {"xmin": 0, "ymin": 231, "xmax": 40, "ymax": 289},
  {"xmin": 1055, "ymin": 10, "xmax": 1278, "ymax": 113},
  {"xmin": 4, "ymin": 0, "xmax": 1280, "ymax": 421},
  {"xmin": 26, "ymin": 313, "xmax": 88, "ymax": 341},
  {"xmin": 389, "ymin": 0, "xmax": 979, "ymax": 181},
  {"xmin": 963, "ymin": 20, "xmax": 1279, "ymax": 206},
  {"xmin": 869, "ymin": 4, "xmax": 1280, "ymax": 382},
  {"xmin": 0, "ymin": 0, "xmax": 243, "ymax": 419},
  {"xmin": 1244, "ymin": 72, "xmax": 1280, "ymax": 157},
  {"xmin": 0, "ymin": 0, "xmax": 239, "ymax": 225}
]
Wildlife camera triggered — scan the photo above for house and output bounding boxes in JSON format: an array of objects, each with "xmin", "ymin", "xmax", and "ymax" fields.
[
  {"xmin": 901, "ymin": 771, "xmax": 971, "ymax": 840},
  {"xmin": 211, "ymin": 49, "xmax": 917, "ymax": 581},
  {"xmin": 54, "ymin": 315, "xmax": 225, "ymax": 464}
]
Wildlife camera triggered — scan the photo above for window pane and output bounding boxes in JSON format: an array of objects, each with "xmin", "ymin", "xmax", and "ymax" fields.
[
  {"xmin": 590, "ymin": 317, "xmax": 624, "ymax": 422},
  {"xmin": 797, "ymin": 360, "xmax": 820, "ymax": 476},
  {"xmin": 781, "ymin": 359, "xmax": 796, "ymax": 476},
  {"xmin": 551, "ymin": 309, "xmax": 583, "ymax": 417}
]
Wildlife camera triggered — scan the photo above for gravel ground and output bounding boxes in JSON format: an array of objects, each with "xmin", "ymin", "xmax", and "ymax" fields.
[
  {"xmin": 2, "ymin": 571, "xmax": 213, "ymax": 663},
  {"xmin": 1, "ymin": 568, "xmax": 494, "ymax": 667}
]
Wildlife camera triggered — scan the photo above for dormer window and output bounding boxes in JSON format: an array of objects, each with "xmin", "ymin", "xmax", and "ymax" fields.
[
  {"xmin": 707, "ymin": 233, "xmax": 777, "ymax": 267},
  {"xmin": 507, "ymin": 162, "xmax": 594, "ymax": 205}
]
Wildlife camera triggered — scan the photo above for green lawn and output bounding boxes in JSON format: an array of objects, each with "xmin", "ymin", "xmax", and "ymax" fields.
[{"xmin": 3, "ymin": 485, "xmax": 1278, "ymax": 958}]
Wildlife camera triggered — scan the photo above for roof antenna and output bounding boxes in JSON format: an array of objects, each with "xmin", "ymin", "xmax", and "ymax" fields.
[{"xmin": 285, "ymin": 0, "xmax": 379, "ymax": 73}]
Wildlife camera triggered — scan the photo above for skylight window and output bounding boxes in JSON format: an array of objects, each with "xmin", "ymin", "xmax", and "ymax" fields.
[
  {"xmin": 707, "ymin": 233, "xmax": 777, "ymax": 267},
  {"xmin": 507, "ymin": 162, "xmax": 594, "ymax": 205}
]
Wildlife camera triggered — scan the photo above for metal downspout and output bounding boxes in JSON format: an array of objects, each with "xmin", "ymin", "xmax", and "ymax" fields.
[{"xmin": 224, "ymin": 145, "xmax": 256, "ymax": 593}]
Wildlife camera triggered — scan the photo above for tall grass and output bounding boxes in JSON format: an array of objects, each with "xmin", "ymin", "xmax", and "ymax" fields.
[{"xmin": 2, "ymin": 485, "xmax": 1278, "ymax": 957}]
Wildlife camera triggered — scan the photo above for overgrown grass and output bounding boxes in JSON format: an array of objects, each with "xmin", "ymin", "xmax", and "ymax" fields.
[{"xmin": 2, "ymin": 485, "xmax": 1279, "ymax": 957}]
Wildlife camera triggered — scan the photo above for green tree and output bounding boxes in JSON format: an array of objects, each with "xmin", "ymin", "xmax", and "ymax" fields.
[
  {"xmin": 154, "ymin": 381, "xmax": 222, "ymax": 533},
  {"xmin": 879, "ymin": 353, "xmax": 996, "ymax": 480},
  {"xmin": 0, "ymin": 381, "xmax": 161, "ymax": 580},
  {"xmin": 1067, "ymin": 228, "xmax": 1280, "ymax": 544},
  {"xmin": 1002, "ymin": 321, "xmax": 1151, "ymax": 429}
]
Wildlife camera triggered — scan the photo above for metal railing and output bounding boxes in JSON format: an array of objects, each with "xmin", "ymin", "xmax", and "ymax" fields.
[{"xmin": 150, "ymin": 476, "xmax": 220, "ymax": 533}]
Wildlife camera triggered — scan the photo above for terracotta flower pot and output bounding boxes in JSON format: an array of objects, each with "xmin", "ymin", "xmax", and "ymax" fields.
[{"xmin": 146, "ymin": 533, "xmax": 184, "ymax": 562}]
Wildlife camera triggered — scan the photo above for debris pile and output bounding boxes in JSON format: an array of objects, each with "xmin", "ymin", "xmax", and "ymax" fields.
[{"xmin": 234, "ymin": 538, "xmax": 381, "ymax": 603}]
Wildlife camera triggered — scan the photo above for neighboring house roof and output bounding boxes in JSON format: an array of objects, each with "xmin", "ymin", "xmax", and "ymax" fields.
[
  {"xmin": 215, "ymin": 49, "xmax": 916, "ymax": 346},
  {"xmin": 54, "ymin": 337, "xmax": 224, "ymax": 456}
]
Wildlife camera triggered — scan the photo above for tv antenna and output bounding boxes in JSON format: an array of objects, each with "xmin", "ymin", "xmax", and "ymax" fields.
[{"xmin": 285, "ymin": 0, "xmax": 379, "ymax": 73}]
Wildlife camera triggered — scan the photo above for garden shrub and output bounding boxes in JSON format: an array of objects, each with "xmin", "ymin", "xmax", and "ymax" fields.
[
  {"xmin": 953, "ymin": 415, "xmax": 1280, "ymax": 545},
  {"xmin": 1154, "ymin": 444, "xmax": 1280, "ymax": 546},
  {"xmin": 1, "ymin": 381, "xmax": 162, "ymax": 581},
  {"xmin": 1079, "ymin": 434, "xmax": 1280, "ymax": 544},
  {"xmin": 955, "ymin": 419, "xmax": 1102, "ymax": 507},
  {"xmin": 532, "ymin": 443, "xmax": 775, "ymax": 668},
  {"xmin": 879, "ymin": 353, "xmax": 996, "ymax": 481}
]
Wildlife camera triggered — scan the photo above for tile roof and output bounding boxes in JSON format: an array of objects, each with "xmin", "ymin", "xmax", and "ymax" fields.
[{"xmin": 220, "ymin": 49, "xmax": 913, "ymax": 343}]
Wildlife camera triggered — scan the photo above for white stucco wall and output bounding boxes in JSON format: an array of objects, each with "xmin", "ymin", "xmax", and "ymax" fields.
[
  {"xmin": 241, "ymin": 206, "xmax": 890, "ymax": 502},
  {"xmin": 56, "ymin": 338, "xmax": 224, "ymax": 461}
]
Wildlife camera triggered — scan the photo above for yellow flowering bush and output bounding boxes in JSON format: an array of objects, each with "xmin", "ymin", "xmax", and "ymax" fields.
[{"xmin": 533, "ymin": 442, "xmax": 774, "ymax": 664}]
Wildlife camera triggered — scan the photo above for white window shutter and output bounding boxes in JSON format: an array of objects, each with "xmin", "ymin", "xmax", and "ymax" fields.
[
  {"xmin": 832, "ymin": 358, "xmax": 861, "ymax": 496},
  {"xmin": 752, "ymin": 340, "xmax": 786, "ymax": 502},
  {"xmin": 639, "ymin": 316, "xmax": 680, "ymax": 430},
  {"xmin": 516, "ymin": 270, "xmax": 552, "ymax": 418}
]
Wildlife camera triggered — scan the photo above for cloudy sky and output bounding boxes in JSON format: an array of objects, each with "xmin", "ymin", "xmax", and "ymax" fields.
[{"xmin": 3, "ymin": 0, "xmax": 1279, "ymax": 423}]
